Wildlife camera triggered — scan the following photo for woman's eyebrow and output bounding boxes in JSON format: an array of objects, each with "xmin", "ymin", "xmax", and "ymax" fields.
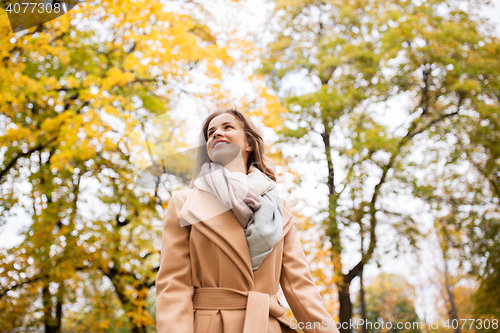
[{"xmin": 207, "ymin": 122, "xmax": 234, "ymax": 133}]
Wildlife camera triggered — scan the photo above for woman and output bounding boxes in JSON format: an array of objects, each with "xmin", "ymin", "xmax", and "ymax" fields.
[{"xmin": 156, "ymin": 108, "xmax": 340, "ymax": 333}]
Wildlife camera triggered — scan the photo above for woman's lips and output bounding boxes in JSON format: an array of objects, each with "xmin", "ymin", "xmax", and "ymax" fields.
[{"xmin": 213, "ymin": 141, "xmax": 230, "ymax": 149}]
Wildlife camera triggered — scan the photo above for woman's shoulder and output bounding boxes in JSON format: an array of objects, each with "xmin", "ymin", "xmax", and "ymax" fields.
[
  {"xmin": 278, "ymin": 197, "xmax": 297, "ymax": 238},
  {"xmin": 279, "ymin": 197, "xmax": 290, "ymax": 210},
  {"xmin": 171, "ymin": 188, "xmax": 194, "ymax": 200},
  {"xmin": 169, "ymin": 188, "xmax": 195, "ymax": 210},
  {"xmin": 166, "ymin": 189, "xmax": 195, "ymax": 225}
]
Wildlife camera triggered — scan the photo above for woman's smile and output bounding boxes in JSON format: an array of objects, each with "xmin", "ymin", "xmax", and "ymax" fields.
[{"xmin": 212, "ymin": 140, "xmax": 230, "ymax": 149}]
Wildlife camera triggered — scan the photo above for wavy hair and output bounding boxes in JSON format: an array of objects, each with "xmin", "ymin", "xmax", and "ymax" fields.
[{"xmin": 189, "ymin": 108, "xmax": 276, "ymax": 188}]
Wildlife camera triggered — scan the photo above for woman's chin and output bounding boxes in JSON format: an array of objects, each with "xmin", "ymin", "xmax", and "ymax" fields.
[{"xmin": 210, "ymin": 144, "xmax": 241, "ymax": 166}]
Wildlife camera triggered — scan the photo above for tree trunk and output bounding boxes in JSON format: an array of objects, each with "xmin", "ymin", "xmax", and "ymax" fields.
[
  {"xmin": 336, "ymin": 261, "xmax": 365, "ymax": 333},
  {"xmin": 338, "ymin": 277, "xmax": 353, "ymax": 333},
  {"xmin": 443, "ymin": 259, "xmax": 460, "ymax": 333},
  {"xmin": 106, "ymin": 269, "xmax": 150, "ymax": 333},
  {"xmin": 42, "ymin": 282, "xmax": 62, "ymax": 333},
  {"xmin": 359, "ymin": 266, "xmax": 367, "ymax": 333},
  {"xmin": 323, "ymin": 125, "xmax": 356, "ymax": 332}
]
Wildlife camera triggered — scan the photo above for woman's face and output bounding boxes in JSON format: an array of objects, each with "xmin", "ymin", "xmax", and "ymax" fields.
[{"xmin": 206, "ymin": 113, "xmax": 253, "ymax": 168}]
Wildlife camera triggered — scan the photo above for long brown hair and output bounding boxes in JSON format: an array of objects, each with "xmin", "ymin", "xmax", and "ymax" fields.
[{"xmin": 189, "ymin": 108, "xmax": 276, "ymax": 188}]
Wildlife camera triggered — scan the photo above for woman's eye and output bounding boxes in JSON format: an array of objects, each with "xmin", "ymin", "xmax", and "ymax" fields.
[{"xmin": 208, "ymin": 125, "xmax": 232, "ymax": 138}]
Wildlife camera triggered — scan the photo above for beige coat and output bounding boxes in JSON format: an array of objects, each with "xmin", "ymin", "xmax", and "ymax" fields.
[{"xmin": 156, "ymin": 188, "xmax": 340, "ymax": 333}]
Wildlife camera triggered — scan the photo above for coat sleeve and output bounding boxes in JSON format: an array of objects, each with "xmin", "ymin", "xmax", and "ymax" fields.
[
  {"xmin": 156, "ymin": 191, "xmax": 194, "ymax": 333},
  {"xmin": 280, "ymin": 200, "xmax": 340, "ymax": 333}
]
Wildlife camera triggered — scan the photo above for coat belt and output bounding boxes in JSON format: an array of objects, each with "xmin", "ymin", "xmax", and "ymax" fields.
[{"xmin": 193, "ymin": 287, "xmax": 290, "ymax": 333}]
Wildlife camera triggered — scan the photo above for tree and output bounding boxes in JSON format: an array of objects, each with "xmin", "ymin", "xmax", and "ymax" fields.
[
  {"xmin": 1, "ymin": 0, "xmax": 284, "ymax": 332},
  {"xmin": 432, "ymin": 272, "xmax": 478, "ymax": 333},
  {"xmin": 354, "ymin": 272, "xmax": 421, "ymax": 333},
  {"xmin": 258, "ymin": 0, "xmax": 500, "ymax": 330},
  {"xmin": 401, "ymin": 15, "xmax": 500, "ymax": 325}
]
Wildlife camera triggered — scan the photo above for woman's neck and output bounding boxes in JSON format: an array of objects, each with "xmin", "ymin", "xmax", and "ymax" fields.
[{"xmin": 222, "ymin": 152, "xmax": 248, "ymax": 174}]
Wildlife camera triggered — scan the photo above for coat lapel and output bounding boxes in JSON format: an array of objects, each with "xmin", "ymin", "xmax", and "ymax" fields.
[{"xmin": 177, "ymin": 188, "xmax": 295, "ymax": 288}]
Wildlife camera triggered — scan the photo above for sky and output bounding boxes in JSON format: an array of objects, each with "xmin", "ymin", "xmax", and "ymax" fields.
[
  {"xmin": 483, "ymin": 0, "xmax": 500, "ymax": 34},
  {"xmin": 1, "ymin": 0, "xmax": 500, "ymax": 324}
]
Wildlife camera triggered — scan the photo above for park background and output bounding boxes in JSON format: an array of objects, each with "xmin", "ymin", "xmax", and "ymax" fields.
[{"xmin": 1, "ymin": 0, "xmax": 500, "ymax": 332}]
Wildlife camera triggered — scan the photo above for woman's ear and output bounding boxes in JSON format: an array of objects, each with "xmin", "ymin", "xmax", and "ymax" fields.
[{"xmin": 245, "ymin": 142, "xmax": 253, "ymax": 152}]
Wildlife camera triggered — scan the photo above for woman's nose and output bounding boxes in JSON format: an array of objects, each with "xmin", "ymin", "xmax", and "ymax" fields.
[{"xmin": 213, "ymin": 129, "xmax": 224, "ymax": 138}]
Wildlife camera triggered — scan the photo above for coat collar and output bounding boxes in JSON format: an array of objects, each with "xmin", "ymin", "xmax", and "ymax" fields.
[{"xmin": 177, "ymin": 188, "xmax": 295, "ymax": 288}]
